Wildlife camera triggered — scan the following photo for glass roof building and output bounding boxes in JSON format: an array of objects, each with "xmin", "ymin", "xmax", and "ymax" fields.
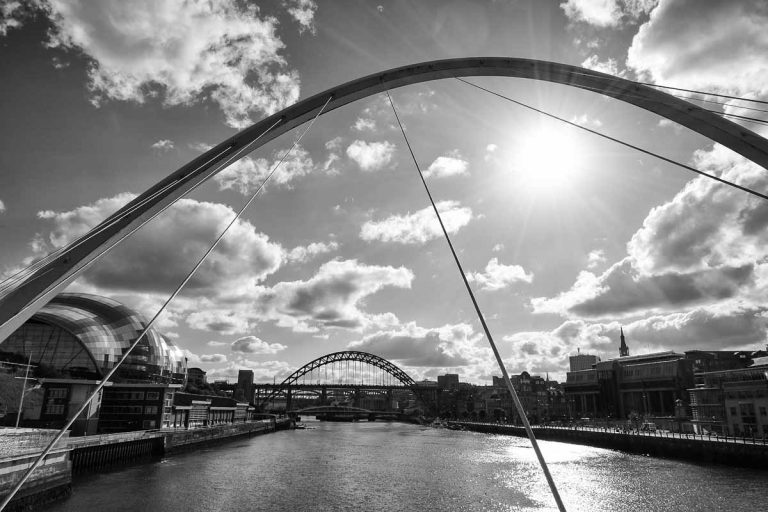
[{"xmin": 1, "ymin": 293, "xmax": 187, "ymax": 384}]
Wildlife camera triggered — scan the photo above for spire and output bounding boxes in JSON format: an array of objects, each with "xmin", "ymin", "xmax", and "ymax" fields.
[{"xmin": 619, "ymin": 327, "xmax": 629, "ymax": 357}]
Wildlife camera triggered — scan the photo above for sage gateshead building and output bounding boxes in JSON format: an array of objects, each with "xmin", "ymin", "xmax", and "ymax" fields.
[{"xmin": 2, "ymin": 292, "xmax": 187, "ymax": 384}]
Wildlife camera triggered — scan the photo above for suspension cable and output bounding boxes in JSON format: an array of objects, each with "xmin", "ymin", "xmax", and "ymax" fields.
[
  {"xmin": 456, "ymin": 78, "xmax": 768, "ymax": 201},
  {"xmin": 385, "ymin": 91, "xmax": 567, "ymax": 512},
  {"xmin": 637, "ymin": 81, "xmax": 768, "ymax": 107},
  {"xmin": 0, "ymin": 96, "xmax": 331, "ymax": 512}
]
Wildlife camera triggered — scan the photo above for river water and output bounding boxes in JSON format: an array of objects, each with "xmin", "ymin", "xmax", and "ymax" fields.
[{"xmin": 44, "ymin": 420, "xmax": 768, "ymax": 512}]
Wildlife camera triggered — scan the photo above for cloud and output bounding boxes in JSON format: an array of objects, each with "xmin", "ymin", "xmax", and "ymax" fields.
[
  {"xmin": 286, "ymin": 241, "xmax": 339, "ymax": 264},
  {"xmin": 214, "ymin": 145, "xmax": 315, "ymax": 194},
  {"xmin": 151, "ymin": 139, "xmax": 174, "ymax": 151},
  {"xmin": 231, "ymin": 335, "xmax": 287, "ymax": 354},
  {"xmin": 561, "ymin": 0, "xmax": 657, "ymax": 27},
  {"xmin": 353, "ymin": 118, "xmax": 376, "ymax": 131},
  {"xmin": 349, "ymin": 322, "xmax": 482, "ymax": 368},
  {"xmin": 492, "ymin": 243, "xmax": 504, "ymax": 253},
  {"xmin": 360, "ymin": 201, "xmax": 473, "ymax": 245},
  {"xmin": 571, "ymin": 114, "xmax": 603, "ymax": 128},
  {"xmin": 189, "ymin": 142, "xmax": 214, "ymax": 153},
  {"xmin": 423, "ymin": 151, "xmax": 469, "ymax": 179},
  {"xmin": 28, "ymin": 0, "xmax": 301, "ymax": 128},
  {"xmin": 0, "ymin": 199, "xmax": 5, "ymax": 213},
  {"xmin": 200, "ymin": 354, "xmax": 227, "ymax": 363},
  {"xmin": 284, "ymin": 0, "xmax": 317, "ymax": 34},
  {"xmin": 581, "ymin": 55, "xmax": 622, "ymax": 76},
  {"xmin": 0, "ymin": 1, "xmax": 23, "ymax": 36},
  {"xmin": 346, "ymin": 140, "xmax": 396, "ymax": 172},
  {"xmin": 532, "ymin": 258, "xmax": 754, "ymax": 318},
  {"xmin": 33, "ymin": 193, "xmax": 284, "ymax": 298},
  {"xmin": 252, "ymin": 259, "xmax": 412, "ymax": 332},
  {"xmin": 207, "ymin": 340, "xmax": 228, "ymax": 347},
  {"xmin": 468, "ymin": 258, "xmax": 534, "ymax": 291},
  {"xmin": 205, "ymin": 358, "xmax": 294, "ymax": 383},
  {"xmin": 626, "ymin": 0, "xmax": 768, "ymax": 94},
  {"xmin": 587, "ymin": 249, "xmax": 606, "ymax": 269}
]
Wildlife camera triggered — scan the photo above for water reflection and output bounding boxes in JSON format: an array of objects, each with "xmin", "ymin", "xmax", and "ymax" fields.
[{"xmin": 44, "ymin": 420, "xmax": 768, "ymax": 512}]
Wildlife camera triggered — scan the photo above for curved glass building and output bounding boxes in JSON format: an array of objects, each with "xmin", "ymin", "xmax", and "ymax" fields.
[{"xmin": 1, "ymin": 293, "xmax": 186, "ymax": 384}]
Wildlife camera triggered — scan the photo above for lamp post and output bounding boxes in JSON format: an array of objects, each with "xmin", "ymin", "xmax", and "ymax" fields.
[{"xmin": 15, "ymin": 354, "xmax": 33, "ymax": 429}]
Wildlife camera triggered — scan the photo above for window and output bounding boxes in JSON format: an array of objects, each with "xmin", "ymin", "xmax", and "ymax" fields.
[
  {"xmin": 760, "ymin": 407, "xmax": 767, "ymax": 417},
  {"xmin": 144, "ymin": 406, "xmax": 158, "ymax": 415},
  {"xmin": 142, "ymin": 420, "xmax": 157, "ymax": 429},
  {"xmin": 146, "ymin": 392, "xmax": 160, "ymax": 400},
  {"xmin": 48, "ymin": 388, "xmax": 67, "ymax": 399},
  {"xmin": 730, "ymin": 407, "xmax": 737, "ymax": 416},
  {"xmin": 45, "ymin": 404, "xmax": 65, "ymax": 415}
]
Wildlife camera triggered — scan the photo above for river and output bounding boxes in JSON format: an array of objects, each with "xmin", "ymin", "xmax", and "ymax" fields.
[{"xmin": 43, "ymin": 420, "xmax": 768, "ymax": 512}]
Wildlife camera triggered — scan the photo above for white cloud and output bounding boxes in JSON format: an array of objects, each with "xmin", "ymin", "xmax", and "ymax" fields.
[
  {"xmin": 0, "ymin": 199, "xmax": 5, "ymax": 213},
  {"xmin": 200, "ymin": 354, "xmax": 227, "ymax": 363},
  {"xmin": 581, "ymin": 55, "xmax": 622, "ymax": 76},
  {"xmin": 626, "ymin": 0, "xmax": 768, "ymax": 94},
  {"xmin": 207, "ymin": 340, "xmax": 227, "ymax": 347},
  {"xmin": 561, "ymin": 0, "xmax": 657, "ymax": 27},
  {"xmin": 231, "ymin": 336, "xmax": 287, "ymax": 354},
  {"xmin": 189, "ymin": 142, "xmax": 214, "ymax": 153},
  {"xmin": 284, "ymin": 0, "xmax": 317, "ymax": 34},
  {"xmin": 33, "ymin": 193, "xmax": 284, "ymax": 299},
  {"xmin": 252, "ymin": 259, "xmax": 413, "ymax": 332},
  {"xmin": 346, "ymin": 140, "xmax": 396, "ymax": 172},
  {"xmin": 561, "ymin": 0, "xmax": 623, "ymax": 27},
  {"xmin": 31, "ymin": 0, "xmax": 300, "ymax": 128},
  {"xmin": 492, "ymin": 243, "xmax": 504, "ymax": 253},
  {"xmin": 286, "ymin": 241, "xmax": 339, "ymax": 264},
  {"xmin": 467, "ymin": 258, "xmax": 534, "ymax": 291},
  {"xmin": 353, "ymin": 118, "xmax": 376, "ymax": 132},
  {"xmin": 0, "ymin": 1, "xmax": 23, "ymax": 36},
  {"xmin": 214, "ymin": 145, "xmax": 315, "ymax": 194},
  {"xmin": 360, "ymin": 201, "xmax": 473, "ymax": 245},
  {"xmin": 151, "ymin": 139, "xmax": 174, "ymax": 151},
  {"xmin": 423, "ymin": 151, "xmax": 469, "ymax": 179},
  {"xmin": 587, "ymin": 249, "xmax": 606, "ymax": 269},
  {"xmin": 349, "ymin": 322, "xmax": 485, "ymax": 368}
]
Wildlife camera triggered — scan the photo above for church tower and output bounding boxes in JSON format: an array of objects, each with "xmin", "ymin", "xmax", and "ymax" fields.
[{"xmin": 619, "ymin": 327, "xmax": 629, "ymax": 357}]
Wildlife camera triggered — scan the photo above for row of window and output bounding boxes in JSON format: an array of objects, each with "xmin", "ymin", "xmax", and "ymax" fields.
[
  {"xmin": 725, "ymin": 389, "xmax": 768, "ymax": 399},
  {"xmin": 101, "ymin": 405, "xmax": 159, "ymax": 415},
  {"xmin": 106, "ymin": 391, "xmax": 161, "ymax": 401},
  {"xmin": 729, "ymin": 405, "xmax": 768, "ymax": 417}
]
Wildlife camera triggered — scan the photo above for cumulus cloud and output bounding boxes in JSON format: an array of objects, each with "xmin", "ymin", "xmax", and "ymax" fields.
[
  {"xmin": 346, "ymin": 140, "xmax": 396, "ymax": 172},
  {"xmin": 360, "ymin": 201, "xmax": 473, "ymax": 245},
  {"xmin": 468, "ymin": 258, "xmax": 534, "ymax": 291},
  {"xmin": 207, "ymin": 341, "xmax": 228, "ymax": 347},
  {"xmin": 349, "ymin": 322, "xmax": 482, "ymax": 368},
  {"xmin": 571, "ymin": 114, "xmax": 603, "ymax": 128},
  {"xmin": 626, "ymin": 0, "xmax": 768, "ymax": 94},
  {"xmin": 353, "ymin": 118, "xmax": 376, "ymax": 132},
  {"xmin": 25, "ymin": 0, "xmax": 300, "ymax": 128},
  {"xmin": 423, "ymin": 151, "xmax": 469, "ymax": 179},
  {"xmin": 231, "ymin": 335, "xmax": 287, "ymax": 354},
  {"xmin": 561, "ymin": 0, "xmax": 657, "ymax": 27},
  {"xmin": 581, "ymin": 55, "xmax": 622, "ymax": 76},
  {"xmin": 0, "ymin": 1, "xmax": 24, "ymax": 36},
  {"xmin": 286, "ymin": 241, "xmax": 339, "ymax": 264},
  {"xmin": 252, "ymin": 259, "xmax": 412, "ymax": 332},
  {"xmin": 214, "ymin": 146, "xmax": 315, "ymax": 194},
  {"xmin": 151, "ymin": 139, "xmax": 174, "ymax": 151},
  {"xmin": 206, "ymin": 358, "xmax": 294, "ymax": 383},
  {"xmin": 33, "ymin": 193, "xmax": 284, "ymax": 298},
  {"xmin": 200, "ymin": 354, "xmax": 227, "ymax": 363},
  {"xmin": 0, "ymin": 199, "xmax": 5, "ymax": 213},
  {"xmin": 284, "ymin": 0, "xmax": 317, "ymax": 34},
  {"xmin": 587, "ymin": 249, "xmax": 606, "ymax": 269}
]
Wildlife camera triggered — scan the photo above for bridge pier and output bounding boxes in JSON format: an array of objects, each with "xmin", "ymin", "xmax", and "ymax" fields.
[
  {"xmin": 286, "ymin": 388, "xmax": 292, "ymax": 411},
  {"xmin": 321, "ymin": 386, "xmax": 327, "ymax": 405}
]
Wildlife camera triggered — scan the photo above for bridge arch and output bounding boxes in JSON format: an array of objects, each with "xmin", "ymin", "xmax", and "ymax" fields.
[
  {"xmin": 258, "ymin": 350, "xmax": 416, "ymax": 408},
  {"xmin": 3, "ymin": 56, "xmax": 768, "ymax": 338}
]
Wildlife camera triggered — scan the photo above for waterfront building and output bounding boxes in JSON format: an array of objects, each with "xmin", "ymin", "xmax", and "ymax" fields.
[
  {"xmin": 237, "ymin": 369, "xmax": 255, "ymax": 403},
  {"xmin": 569, "ymin": 352, "xmax": 600, "ymax": 372},
  {"xmin": 1, "ymin": 293, "xmax": 187, "ymax": 384},
  {"xmin": 689, "ymin": 357, "xmax": 768, "ymax": 436},
  {"xmin": 437, "ymin": 373, "xmax": 459, "ymax": 390},
  {"xmin": 169, "ymin": 392, "xmax": 254, "ymax": 428},
  {"xmin": 187, "ymin": 367, "xmax": 207, "ymax": 388}
]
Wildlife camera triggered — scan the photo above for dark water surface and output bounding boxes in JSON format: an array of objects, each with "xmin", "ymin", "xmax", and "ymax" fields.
[{"xmin": 44, "ymin": 420, "xmax": 768, "ymax": 511}]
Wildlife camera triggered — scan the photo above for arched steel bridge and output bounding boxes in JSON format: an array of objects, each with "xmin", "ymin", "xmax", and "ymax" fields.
[
  {"xmin": 258, "ymin": 350, "xmax": 417, "ymax": 409},
  {"xmin": 2, "ymin": 56, "xmax": 768, "ymax": 339}
]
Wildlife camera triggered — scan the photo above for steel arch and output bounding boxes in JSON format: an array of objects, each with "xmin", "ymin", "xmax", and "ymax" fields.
[
  {"xmin": 3, "ymin": 56, "xmax": 768, "ymax": 340},
  {"xmin": 259, "ymin": 350, "xmax": 416, "ymax": 407}
]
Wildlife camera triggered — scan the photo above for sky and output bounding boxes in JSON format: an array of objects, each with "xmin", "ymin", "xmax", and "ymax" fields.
[{"xmin": 2, "ymin": 0, "xmax": 768, "ymax": 384}]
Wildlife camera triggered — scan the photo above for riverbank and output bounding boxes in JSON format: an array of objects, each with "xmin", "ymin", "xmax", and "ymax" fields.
[
  {"xmin": 449, "ymin": 421, "xmax": 768, "ymax": 467},
  {"xmin": 1, "ymin": 419, "xmax": 292, "ymax": 511}
]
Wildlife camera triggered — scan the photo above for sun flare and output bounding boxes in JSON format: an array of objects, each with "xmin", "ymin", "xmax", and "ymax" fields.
[{"xmin": 511, "ymin": 127, "xmax": 586, "ymax": 195}]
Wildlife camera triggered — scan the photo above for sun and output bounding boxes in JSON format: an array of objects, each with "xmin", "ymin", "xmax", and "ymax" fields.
[{"xmin": 511, "ymin": 126, "xmax": 587, "ymax": 195}]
